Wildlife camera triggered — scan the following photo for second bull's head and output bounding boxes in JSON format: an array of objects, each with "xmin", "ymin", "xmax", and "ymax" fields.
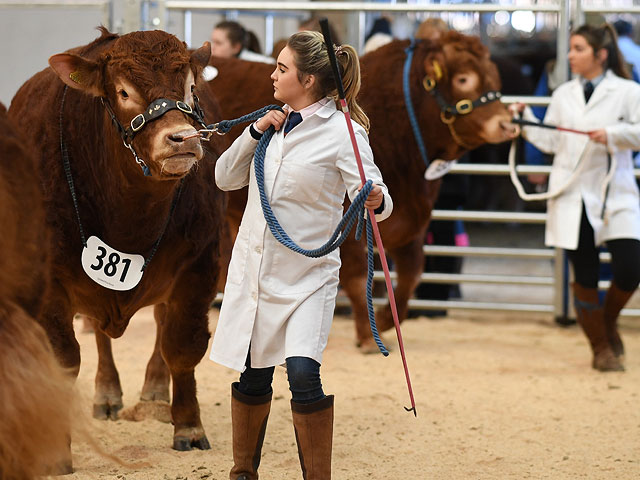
[{"xmin": 420, "ymin": 31, "xmax": 518, "ymax": 152}]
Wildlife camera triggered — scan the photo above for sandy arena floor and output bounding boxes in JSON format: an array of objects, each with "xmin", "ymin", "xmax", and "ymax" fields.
[{"xmin": 65, "ymin": 305, "xmax": 640, "ymax": 480}]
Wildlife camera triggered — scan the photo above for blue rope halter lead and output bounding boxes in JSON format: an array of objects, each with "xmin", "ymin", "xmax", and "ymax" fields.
[
  {"xmin": 214, "ymin": 105, "xmax": 389, "ymax": 355},
  {"xmin": 403, "ymin": 39, "xmax": 431, "ymax": 169}
]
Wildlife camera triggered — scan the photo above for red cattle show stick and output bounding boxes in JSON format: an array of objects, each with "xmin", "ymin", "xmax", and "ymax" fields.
[
  {"xmin": 319, "ymin": 18, "xmax": 417, "ymax": 417},
  {"xmin": 510, "ymin": 117, "xmax": 593, "ymax": 135}
]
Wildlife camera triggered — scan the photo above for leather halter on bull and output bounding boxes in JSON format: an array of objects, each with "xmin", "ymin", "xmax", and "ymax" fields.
[
  {"xmin": 402, "ymin": 40, "xmax": 502, "ymax": 163},
  {"xmin": 101, "ymin": 94, "xmax": 209, "ymax": 176}
]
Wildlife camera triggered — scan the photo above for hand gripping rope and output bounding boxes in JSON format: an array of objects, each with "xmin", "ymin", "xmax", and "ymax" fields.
[{"xmin": 211, "ymin": 105, "xmax": 390, "ymax": 357}]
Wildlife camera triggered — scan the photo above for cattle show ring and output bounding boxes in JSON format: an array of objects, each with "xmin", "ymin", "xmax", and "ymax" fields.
[{"xmin": 0, "ymin": 1, "xmax": 639, "ymax": 479}]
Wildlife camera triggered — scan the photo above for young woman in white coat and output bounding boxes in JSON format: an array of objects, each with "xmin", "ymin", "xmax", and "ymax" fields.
[
  {"xmin": 511, "ymin": 23, "xmax": 640, "ymax": 372},
  {"xmin": 211, "ymin": 31, "xmax": 392, "ymax": 479}
]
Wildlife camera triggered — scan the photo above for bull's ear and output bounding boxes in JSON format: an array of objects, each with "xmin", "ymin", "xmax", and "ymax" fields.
[
  {"xmin": 49, "ymin": 53, "xmax": 105, "ymax": 97},
  {"xmin": 191, "ymin": 42, "xmax": 211, "ymax": 69},
  {"xmin": 423, "ymin": 51, "xmax": 447, "ymax": 83}
]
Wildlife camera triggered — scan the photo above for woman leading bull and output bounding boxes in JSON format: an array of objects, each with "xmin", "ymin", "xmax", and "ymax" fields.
[
  {"xmin": 511, "ymin": 23, "xmax": 640, "ymax": 372},
  {"xmin": 210, "ymin": 30, "xmax": 392, "ymax": 479}
]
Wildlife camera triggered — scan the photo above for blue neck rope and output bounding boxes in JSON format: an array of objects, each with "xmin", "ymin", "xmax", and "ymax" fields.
[{"xmin": 403, "ymin": 40, "xmax": 430, "ymax": 168}]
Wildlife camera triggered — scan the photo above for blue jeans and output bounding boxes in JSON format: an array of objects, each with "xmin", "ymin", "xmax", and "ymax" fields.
[{"xmin": 237, "ymin": 353, "xmax": 324, "ymax": 404}]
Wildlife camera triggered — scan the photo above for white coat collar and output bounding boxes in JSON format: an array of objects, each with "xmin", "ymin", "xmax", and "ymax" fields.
[{"xmin": 282, "ymin": 97, "xmax": 337, "ymax": 121}]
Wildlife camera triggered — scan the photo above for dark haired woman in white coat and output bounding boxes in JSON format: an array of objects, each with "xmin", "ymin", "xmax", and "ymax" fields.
[{"xmin": 512, "ymin": 23, "xmax": 640, "ymax": 372}]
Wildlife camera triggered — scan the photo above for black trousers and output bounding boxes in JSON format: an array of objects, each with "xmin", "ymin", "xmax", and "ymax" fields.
[{"xmin": 566, "ymin": 206, "xmax": 640, "ymax": 292}]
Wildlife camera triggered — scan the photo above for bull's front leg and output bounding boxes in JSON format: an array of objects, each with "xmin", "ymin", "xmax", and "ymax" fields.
[
  {"xmin": 161, "ymin": 297, "xmax": 211, "ymax": 451},
  {"xmin": 92, "ymin": 325, "xmax": 123, "ymax": 420},
  {"xmin": 375, "ymin": 234, "xmax": 427, "ymax": 332},
  {"xmin": 140, "ymin": 304, "xmax": 171, "ymax": 403}
]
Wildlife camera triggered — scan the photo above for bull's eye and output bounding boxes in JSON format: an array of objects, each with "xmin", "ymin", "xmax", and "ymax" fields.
[
  {"xmin": 190, "ymin": 84, "xmax": 195, "ymax": 93},
  {"xmin": 119, "ymin": 89, "xmax": 129, "ymax": 99}
]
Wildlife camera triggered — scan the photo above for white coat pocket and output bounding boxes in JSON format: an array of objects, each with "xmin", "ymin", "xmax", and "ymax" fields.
[{"xmin": 283, "ymin": 163, "xmax": 326, "ymax": 203}]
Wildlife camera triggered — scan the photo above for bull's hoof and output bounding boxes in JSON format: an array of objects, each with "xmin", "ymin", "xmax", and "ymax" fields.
[
  {"xmin": 93, "ymin": 401, "xmax": 123, "ymax": 421},
  {"xmin": 593, "ymin": 349, "xmax": 625, "ymax": 372},
  {"xmin": 119, "ymin": 400, "xmax": 171, "ymax": 423},
  {"xmin": 173, "ymin": 435, "xmax": 211, "ymax": 451},
  {"xmin": 140, "ymin": 389, "xmax": 170, "ymax": 403}
]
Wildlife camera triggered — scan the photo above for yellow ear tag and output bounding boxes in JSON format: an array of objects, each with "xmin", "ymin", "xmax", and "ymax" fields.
[
  {"xmin": 69, "ymin": 71, "xmax": 83, "ymax": 84},
  {"xmin": 432, "ymin": 61, "xmax": 443, "ymax": 81}
]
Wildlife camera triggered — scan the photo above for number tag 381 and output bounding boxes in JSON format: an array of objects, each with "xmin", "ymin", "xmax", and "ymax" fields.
[{"xmin": 81, "ymin": 236, "xmax": 145, "ymax": 291}]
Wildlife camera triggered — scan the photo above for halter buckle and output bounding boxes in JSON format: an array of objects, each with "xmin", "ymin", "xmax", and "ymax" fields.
[
  {"xmin": 422, "ymin": 76, "xmax": 436, "ymax": 92},
  {"xmin": 455, "ymin": 99, "xmax": 473, "ymax": 115},
  {"xmin": 440, "ymin": 110, "xmax": 456, "ymax": 125},
  {"xmin": 176, "ymin": 101, "xmax": 193, "ymax": 114},
  {"xmin": 131, "ymin": 113, "xmax": 146, "ymax": 132}
]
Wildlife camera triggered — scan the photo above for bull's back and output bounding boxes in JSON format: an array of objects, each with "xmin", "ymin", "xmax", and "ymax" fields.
[{"xmin": 9, "ymin": 67, "xmax": 63, "ymax": 143}]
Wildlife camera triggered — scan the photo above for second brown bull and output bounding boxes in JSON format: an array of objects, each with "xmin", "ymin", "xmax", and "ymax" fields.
[{"xmin": 208, "ymin": 32, "xmax": 516, "ymax": 352}]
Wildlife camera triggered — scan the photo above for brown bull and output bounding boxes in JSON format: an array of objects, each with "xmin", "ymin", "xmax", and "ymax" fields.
[
  {"xmin": 0, "ymin": 103, "xmax": 74, "ymax": 478},
  {"xmin": 208, "ymin": 32, "xmax": 515, "ymax": 351},
  {"xmin": 8, "ymin": 27, "xmax": 226, "ymax": 464}
]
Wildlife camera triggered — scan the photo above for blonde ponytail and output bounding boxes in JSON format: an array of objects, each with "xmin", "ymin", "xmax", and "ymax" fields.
[{"xmin": 287, "ymin": 31, "xmax": 370, "ymax": 132}]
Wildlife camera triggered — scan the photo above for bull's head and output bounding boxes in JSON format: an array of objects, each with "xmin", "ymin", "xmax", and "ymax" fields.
[
  {"xmin": 421, "ymin": 31, "xmax": 518, "ymax": 150},
  {"xmin": 49, "ymin": 29, "xmax": 211, "ymax": 179}
]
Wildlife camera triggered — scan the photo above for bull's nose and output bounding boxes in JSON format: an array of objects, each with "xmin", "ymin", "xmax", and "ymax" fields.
[
  {"xmin": 500, "ymin": 118, "xmax": 520, "ymax": 138},
  {"xmin": 168, "ymin": 129, "xmax": 199, "ymax": 143}
]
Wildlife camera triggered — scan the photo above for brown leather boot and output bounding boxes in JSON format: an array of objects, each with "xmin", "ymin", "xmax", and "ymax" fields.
[
  {"xmin": 291, "ymin": 395, "xmax": 334, "ymax": 480},
  {"xmin": 603, "ymin": 283, "xmax": 634, "ymax": 359},
  {"xmin": 572, "ymin": 283, "xmax": 623, "ymax": 372},
  {"xmin": 229, "ymin": 383, "xmax": 272, "ymax": 480}
]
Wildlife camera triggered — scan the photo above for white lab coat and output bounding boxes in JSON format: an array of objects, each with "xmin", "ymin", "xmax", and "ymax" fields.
[
  {"xmin": 522, "ymin": 70, "xmax": 640, "ymax": 250},
  {"xmin": 210, "ymin": 99, "xmax": 393, "ymax": 371}
]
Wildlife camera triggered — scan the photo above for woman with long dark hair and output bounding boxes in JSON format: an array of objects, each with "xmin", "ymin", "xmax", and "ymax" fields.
[{"xmin": 512, "ymin": 23, "xmax": 640, "ymax": 372}]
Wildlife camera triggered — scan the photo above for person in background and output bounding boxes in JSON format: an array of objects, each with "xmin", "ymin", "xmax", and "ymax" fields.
[
  {"xmin": 511, "ymin": 23, "xmax": 640, "ymax": 372},
  {"xmin": 210, "ymin": 20, "xmax": 275, "ymax": 64},
  {"xmin": 363, "ymin": 16, "xmax": 393, "ymax": 54},
  {"xmin": 211, "ymin": 31, "xmax": 392, "ymax": 479}
]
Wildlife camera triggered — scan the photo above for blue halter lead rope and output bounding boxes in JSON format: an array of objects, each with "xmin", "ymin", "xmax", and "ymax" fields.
[
  {"xmin": 403, "ymin": 40, "xmax": 430, "ymax": 168},
  {"xmin": 213, "ymin": 106, "xmax": 389, "ymax": 355}
]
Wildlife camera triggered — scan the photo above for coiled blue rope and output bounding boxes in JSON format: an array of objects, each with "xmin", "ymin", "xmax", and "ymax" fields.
[{"xmin": 213, "ymin": 105, "xmax": 389, "ymax": 355}]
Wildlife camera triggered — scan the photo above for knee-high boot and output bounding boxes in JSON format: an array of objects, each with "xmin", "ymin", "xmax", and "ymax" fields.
[
  {"xmin": 291, "ymin": 395, "xmax": 334, "ymax": 480},
  {"xmin": 572, "ymin": 283, "xmax": 623, "ymax": 372},
  {"xmin": 230, "ymin": 382, "xmax": 272, "ymax": 480},
  {"xmin": 603, "ymin": 283, "xmax": 634, "ymax": 359}
]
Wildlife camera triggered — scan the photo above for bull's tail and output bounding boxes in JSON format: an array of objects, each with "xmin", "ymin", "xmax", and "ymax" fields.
[{"xmin": 0, "ymin": 301, "xmax": 75, "ymax": 479}]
